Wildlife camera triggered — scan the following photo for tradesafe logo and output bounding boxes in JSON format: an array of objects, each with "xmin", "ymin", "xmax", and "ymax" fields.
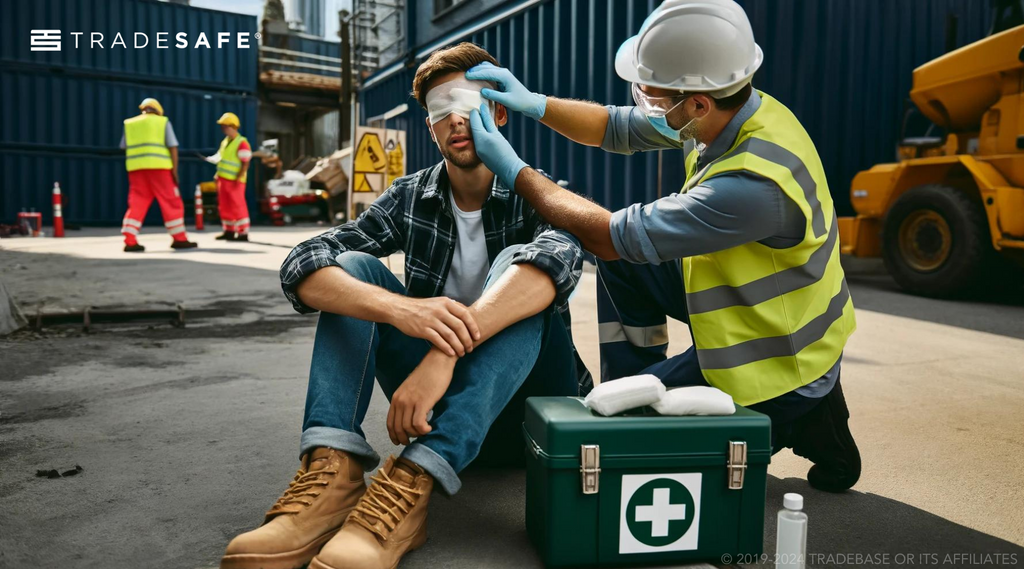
[
  {"xmin": 619, "ymin": 473, "xmax": 702, "ymax": 554},
  {"xmin": 29, "ymin": 29, "xmax": 259, "ymax": 52}
]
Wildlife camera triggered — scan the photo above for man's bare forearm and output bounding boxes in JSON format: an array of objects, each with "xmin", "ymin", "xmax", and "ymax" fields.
[
  {"xmin": 539, "ymin": 97, "xmax": 609, "ymax": 147},
  {"xmin": 514, "ymin": 168, "xmax": 619, "ymax": 260},
  {"xmin": 295, "ymin": 266, "xmax": 398, "ymax": 322},
  {"xmin": 469, "ymin": 263, "xmax": 556, "ymax": 344}
]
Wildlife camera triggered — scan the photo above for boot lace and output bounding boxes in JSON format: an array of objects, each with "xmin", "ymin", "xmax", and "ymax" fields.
[
  {"xmin": 349, "ymin": 469, "xmax": 423, "ymax": 541},
  {"xmin": 265, "ymin": 464, "xmax": 338, "ymax": 518}
]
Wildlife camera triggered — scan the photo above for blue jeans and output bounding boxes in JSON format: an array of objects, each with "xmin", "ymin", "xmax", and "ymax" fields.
[
  {"xmin": 596, "ymin": 258, "xmax": 827, "ymax": 453},
  {"xmin": 301, "ymin": 245, "xmax": 578, "ymax": 494}
]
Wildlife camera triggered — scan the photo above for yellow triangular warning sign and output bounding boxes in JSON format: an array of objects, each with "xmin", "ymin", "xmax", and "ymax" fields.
[
  {"xmin": 354, "ymin": 173, "xmax": 374, "ymax": 192},
  {"xmin": 387, "ymin": 142, "xmax": 404, "ymax": 186},
  {"xmin": 354, "ymin": 133, "xmax": 387, "ymax": 173}
]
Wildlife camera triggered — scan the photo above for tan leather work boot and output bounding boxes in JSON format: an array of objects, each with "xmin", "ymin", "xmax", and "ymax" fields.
[
  {"xmin": 221, "ymin": 448, "xmax": 367, "ymax": 569},
  {"xmin": 310, "ymin": 455, "xmax": 433, "ymax": 569}
]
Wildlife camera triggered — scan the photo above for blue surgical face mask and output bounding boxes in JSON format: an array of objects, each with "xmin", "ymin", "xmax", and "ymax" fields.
[{"xmin": 647, "ymin": 114, "xmax": 697, "ymax": 142}]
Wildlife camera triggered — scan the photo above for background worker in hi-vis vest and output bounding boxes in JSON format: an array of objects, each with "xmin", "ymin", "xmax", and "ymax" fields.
[
  {"xmin": 120, "ymin": 98, "xmax": 197, "ymax": 252},
  {"xmin": 205, "ymin": 112, "xmax": 252, "ymax": 242},
  {"xmin": 468, "ymin": 0, "xmax": 861, "ymax": 492}
]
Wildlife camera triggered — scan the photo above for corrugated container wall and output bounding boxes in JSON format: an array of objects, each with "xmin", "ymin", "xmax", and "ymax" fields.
[
  {"xmin": 0, "ymin": 152, "xmax": 254, "ymax": 227},
  {"xmin": 0, "ymin": 0, "xmax": 258, "ymax": 93},
  {"xmin": 360, "ymin": 0, "xmax": 993, "ymax": 216},
  {"xmin": 312, "ymin": 110, "xmax": 341, "ymax": 157},
  {"xmin": 0, "ymin": 0, "xmax": 259, "ymax": 226},
  {"xmin": 0, "ymin": 86, "xmax": 257, "ymax": 226},
  {"xmin": 1, "ymin": 69, "xmax": 257, "ymax": 154}
]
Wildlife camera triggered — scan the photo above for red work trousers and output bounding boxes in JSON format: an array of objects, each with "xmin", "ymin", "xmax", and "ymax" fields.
[
  {"xmin": 216, "ymin": 177, "xmax": 249, "ymax": 234},
  {"xmin": 122, "ymin": 169, "xmax": 188, "ymax": 245}
]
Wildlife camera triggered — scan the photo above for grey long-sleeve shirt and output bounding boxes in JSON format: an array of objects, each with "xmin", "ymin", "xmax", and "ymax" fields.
[{"xmin": 602, "ymin": 89, "xmax": 838, "ymax": 398}]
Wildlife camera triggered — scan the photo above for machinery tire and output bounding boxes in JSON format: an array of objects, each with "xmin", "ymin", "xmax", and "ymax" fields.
[{"xmin": 882, "ymin": 184, "xmax": 991, "ymax": 297}]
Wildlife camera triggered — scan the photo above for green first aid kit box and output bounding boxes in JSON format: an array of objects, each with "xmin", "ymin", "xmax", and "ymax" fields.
[{"xmin": 523, "ymin": 397, "xmax": 771, "ymax": 567}]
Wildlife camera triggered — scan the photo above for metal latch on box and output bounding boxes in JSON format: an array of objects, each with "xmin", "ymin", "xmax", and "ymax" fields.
[
  {"xmin": 727, "ymin": 441, "xmax": 747, "ymax": 490},
  {"xmin": 580, "ymin": 445, "xmax": 601, "ymax": 494}
]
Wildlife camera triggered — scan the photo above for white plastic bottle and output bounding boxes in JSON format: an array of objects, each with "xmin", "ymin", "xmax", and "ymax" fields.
[{"xmin": 776, "ymin": 493, "xmax": 807, "ymax": 569}]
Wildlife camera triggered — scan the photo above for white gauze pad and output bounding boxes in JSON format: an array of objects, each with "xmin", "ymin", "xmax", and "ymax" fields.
[
  {"xmin": 584, "ymin": 374, "xmax": 666, "ymax": 416},
  {"xmin": 652, "ymin": 386, "xmax": 736, "ymax": 416},
  {"xmin": 425, "ymin": 77, "xmax": 495, "ymax": 124}
]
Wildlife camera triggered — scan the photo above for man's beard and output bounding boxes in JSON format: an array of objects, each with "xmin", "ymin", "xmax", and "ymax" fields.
[
  {"xmin": 439, "ymin": 128, "xmax": 482, "ymax": 169},
  {"xmin": 671, "ymin": 109, "xmax": 701, "ymax": 142},
  {"xmin": 679, "ymin": 114, "xmax": 701, "ymax": 142},
  {"xmin": 441, "ymin": 144, "xmax": 481, "ymax": 169}
]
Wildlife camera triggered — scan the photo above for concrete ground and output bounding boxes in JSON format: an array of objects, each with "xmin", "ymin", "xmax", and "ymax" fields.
[{"xmin": 1, "ymin": 227, "xmax": 1023, "ymax": 569}]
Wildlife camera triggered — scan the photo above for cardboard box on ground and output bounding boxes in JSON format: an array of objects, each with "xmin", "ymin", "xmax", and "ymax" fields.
[{"xmin": 304, "ymin": 150, "xmax": 350, "ymax": 196}]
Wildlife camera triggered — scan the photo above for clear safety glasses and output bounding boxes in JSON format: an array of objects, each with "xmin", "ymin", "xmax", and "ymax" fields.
[{"xmin": 631, "ymin": 82, "xmax": 688, "ymax": 117}]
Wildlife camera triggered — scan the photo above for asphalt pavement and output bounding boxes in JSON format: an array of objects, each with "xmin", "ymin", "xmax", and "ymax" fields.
[{"xmin": 1, "ymin": 227, "xmax": 1022, "ymax": 569}]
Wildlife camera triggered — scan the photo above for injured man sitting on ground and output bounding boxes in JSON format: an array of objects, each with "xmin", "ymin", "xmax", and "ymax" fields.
[{"xmin": 220, "ymin": 42, "xmax": 591, "ymax": 569}]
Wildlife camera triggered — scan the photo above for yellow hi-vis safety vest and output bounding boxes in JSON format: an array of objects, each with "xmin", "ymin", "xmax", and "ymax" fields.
[
  {"xmin": 682, "ymin": 91, "xmax": 856, "ymax": 406},
  {"xmin": 123, "ymin": 114, "xmax": 172, "ymax": 172},
  {"xmin": 217, "ymin": 135, "xmax": 249, "ymax": 184}
]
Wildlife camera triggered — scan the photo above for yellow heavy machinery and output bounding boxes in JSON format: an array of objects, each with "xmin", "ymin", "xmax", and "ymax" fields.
[{"xmin": 839, "ymin": 8, "xmax": 1024, "ymax": 296}]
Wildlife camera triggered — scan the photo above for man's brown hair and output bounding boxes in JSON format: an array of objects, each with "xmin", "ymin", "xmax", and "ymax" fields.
[
  {"xmin": 412, "ymin": 42, "xmax": 499, "ymax": 109},
  {"xmin": 712, "ymin": 82, "xmax": 753, "ymax": 111}
]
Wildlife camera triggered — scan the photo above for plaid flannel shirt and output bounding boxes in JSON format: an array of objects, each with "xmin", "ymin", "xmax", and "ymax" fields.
[{"xmin": 281, "ymin": 161, "xmax": 593, "ymax": 394}]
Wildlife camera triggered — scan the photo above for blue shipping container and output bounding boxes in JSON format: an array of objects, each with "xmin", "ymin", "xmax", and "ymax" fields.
[
  {"xmin": 0, "ymin": 68, "xmax": 258, "ymax": 155},
  {"xmin": 360, "ymin": 0, "xmax": 992, "ymax": 216},
  {"xmin": 0, "ymin": 0, "xmax": 258, "ymax": 93},
  {"xmin": 0, "ymin": 151, "xmax": 258, "ymax": 228}
]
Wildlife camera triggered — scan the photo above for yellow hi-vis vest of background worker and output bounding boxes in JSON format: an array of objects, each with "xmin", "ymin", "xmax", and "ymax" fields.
[
  {"xmin": 681, "ymin": 91, "xmax": 856, "ymax": 406},
  {"xmin": 123, "ymin": 114, "xmax": 172, "ymax": 172},
  {"xmin": 216, "ymin": 135, "xmax": 249, "ymax": 184}
]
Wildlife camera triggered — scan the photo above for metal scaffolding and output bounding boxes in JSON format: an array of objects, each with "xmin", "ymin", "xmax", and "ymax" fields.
[{"xmin": 352, "ymin": 0, "xmax": 406, "ymax": 80}]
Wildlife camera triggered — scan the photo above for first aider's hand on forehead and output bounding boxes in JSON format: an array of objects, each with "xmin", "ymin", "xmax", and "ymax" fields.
[
  {"xmin": 466, "ymin": 62, "xmax": 547, "ymax": 120},
  {"xmin": 469, "ymin": 103, "xmax": 528, "ymax": 187}
]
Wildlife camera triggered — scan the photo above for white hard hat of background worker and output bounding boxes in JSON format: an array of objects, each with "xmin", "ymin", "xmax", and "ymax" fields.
[
  {"xmin": 616, "ymin": 0, "xmax": 763, "ymax": 140},
  {"xmin": 138, "ymin": 98, "xmax": 164, "ymax": 116}
]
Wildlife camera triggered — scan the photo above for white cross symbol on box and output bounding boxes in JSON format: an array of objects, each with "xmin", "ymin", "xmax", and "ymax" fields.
[{"xmin": 634, "ymin": 487, "xmax": 687, "ymax": 537}]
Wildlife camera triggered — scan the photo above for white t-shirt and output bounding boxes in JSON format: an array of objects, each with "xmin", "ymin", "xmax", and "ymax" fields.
[{"xmin": 441, "ymin": 190, "xmax": 490, "ymax": 305}]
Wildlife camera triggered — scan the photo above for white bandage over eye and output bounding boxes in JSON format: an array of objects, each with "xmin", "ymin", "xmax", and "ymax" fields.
[{"xmin": 425, "ymin": 77, "xmax": 496, "ymax": 125}]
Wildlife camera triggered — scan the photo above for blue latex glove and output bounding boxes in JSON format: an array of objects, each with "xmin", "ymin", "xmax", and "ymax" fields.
[
  {"xmin": 466, "ymin": 62, "xmax": 547, "ymax": 120},
  {"xmin": 469, "ymin": 103, "xmax": 528, "ymax": 187}
]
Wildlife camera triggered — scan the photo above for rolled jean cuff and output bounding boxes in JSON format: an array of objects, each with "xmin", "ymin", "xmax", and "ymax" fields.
[
  {"xmin": 401, "ymin": 442, "xmax": 461, "ymax": 495},
  {"xmin": 300, "ymin": 426, "xmax": 381, "ymax": 472}
]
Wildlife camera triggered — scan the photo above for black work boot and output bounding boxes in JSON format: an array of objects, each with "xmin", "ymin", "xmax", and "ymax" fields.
[
  {"xmin": 229, "ymin": 233, "xmax": 249, "ymax": 242},
  {"xmin": 124, "ymin": 244, "xmax": 145, "ymax": 253},
  {"xmin": 215, "ymin": 232, "xmax": 234, "ymax": 240},
  {"xmin": 791, "ymin": 379, "xmax": 861, "ymax": 493},
  {"xmin": 171, "ymin": 240, "xmax": 199, "ymax": 250}
]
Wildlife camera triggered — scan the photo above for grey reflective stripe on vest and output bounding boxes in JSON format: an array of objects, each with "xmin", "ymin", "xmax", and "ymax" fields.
[
  {"xmin": 126, "ymin": 143, "xmax": 168, "ymax": 150},
  {"xmin": 598, "ymin": 322, "xmax": 669, "ymax": 347},
  {"xmin": 686, "ymin": 219, "xmax": 838, "ymax": 315},
  {"xmin": 720, "ymin": 138, "xmax": 826, "ymax": 238},
  {"xmin": 218, "ymin": 159, "xmax": 241, "ymax": 176},
  {"xmin": 696, "ymin": 279, "xmax": 850, "ymax": 369},
  {"xmin": 126, "ymin": 153, "xmax": 173, "ymax": 162}
]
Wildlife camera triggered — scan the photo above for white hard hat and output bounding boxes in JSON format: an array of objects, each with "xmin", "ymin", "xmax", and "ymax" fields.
[{"xmin": 615, "ymin": 0, "xmax": 763, "ymax": 98}]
